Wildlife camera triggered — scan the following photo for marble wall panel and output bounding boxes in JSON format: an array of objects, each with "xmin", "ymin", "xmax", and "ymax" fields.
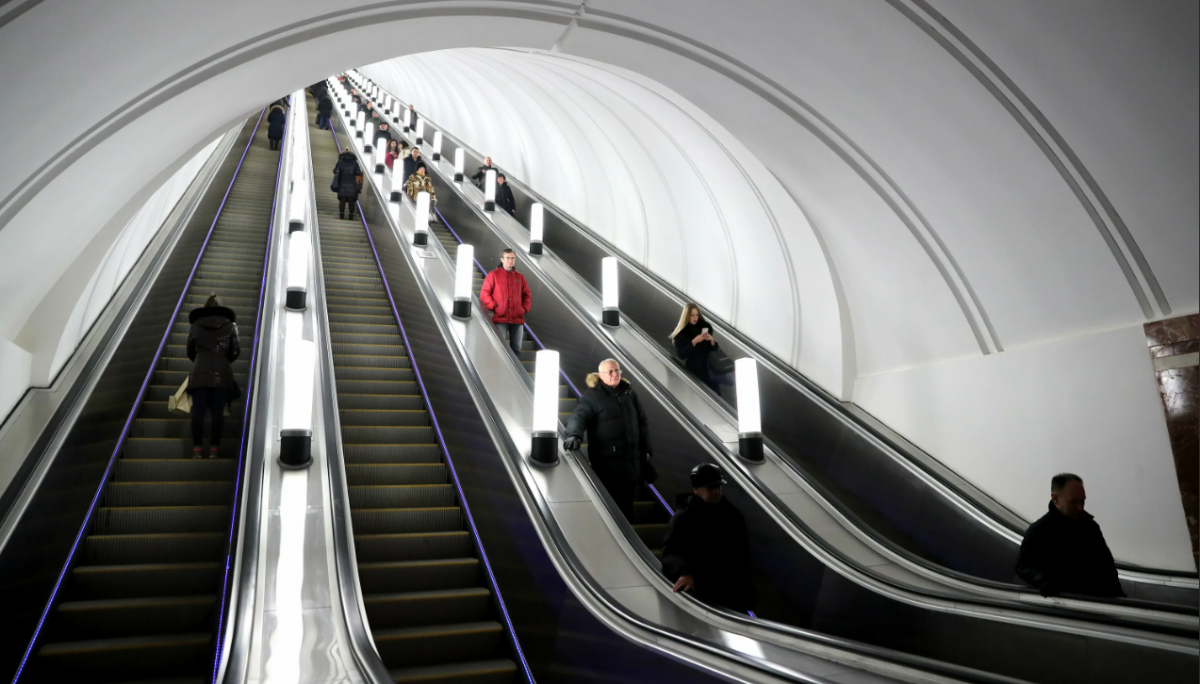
[{"xmin": 1145, "ymin": 314, "xmax": 1199, "ymax": 569}]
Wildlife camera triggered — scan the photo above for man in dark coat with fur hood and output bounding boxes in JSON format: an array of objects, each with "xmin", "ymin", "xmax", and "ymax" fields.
[
  {"xmin": 187, "ymin": 294, "xmax": 240, "ymax": 458},
  {"xmin": 563, "ymin": 359, "xmax": 652, "ymax": 519}
]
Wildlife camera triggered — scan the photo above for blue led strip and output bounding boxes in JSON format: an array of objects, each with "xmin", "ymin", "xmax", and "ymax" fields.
[
  {"xmin": 331, "ymin": 126, "xmax": 535, "ymax": 683},
  {"xmin": 210, "ymin": 97, "xmax": 288, "ymax": 684},
  {"xmin": 432, "ymin": 195, "xmax": 671, "ymax": 516},
  {"xmin": 11, "ymin": 108, "xmax": 268, "ymax": 684}
]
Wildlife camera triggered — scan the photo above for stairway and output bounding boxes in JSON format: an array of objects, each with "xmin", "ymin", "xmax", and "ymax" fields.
[
  {"xmin": 426, "ymin": 218, "xmax": 670, "ymax": 556},
  {"xmin": 26, "ymin": 114, "xmax": 277, "ymax": 683},
  {"xmin": 311, "ymin": 98, "xmax": 517, "ymax": 684}
]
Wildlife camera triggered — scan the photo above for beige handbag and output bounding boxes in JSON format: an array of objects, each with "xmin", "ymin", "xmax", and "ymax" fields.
[{"xmin": 168, "ymin": 377, "xmax": 192, "ymax": 414}]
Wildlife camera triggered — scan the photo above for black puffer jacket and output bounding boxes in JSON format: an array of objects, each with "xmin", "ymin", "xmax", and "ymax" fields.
[
  {"xmin": 1015, "ymin": 502, "xmax": 1124, "ymax": 597},
  {"xmin": 471, "ymin": 163, "xmax": 498, "ymax": 188},
  {"xmin": 187, "ymin": 306, "xmax": 240, "ymax": 391},
  {"xmin": 662, "ymin": 493, "xmax": 755, "ymax": 612},
  {"xmin": 564, "ymin": 376, "xmax": 651, "ymax": 481},
  {"xmin": 317, "ymin": 96, "xmax": 333, "ymax": 117},
  {"xmin": 333, "ymin": 152, "xmax": 362, "ymax": 201}
]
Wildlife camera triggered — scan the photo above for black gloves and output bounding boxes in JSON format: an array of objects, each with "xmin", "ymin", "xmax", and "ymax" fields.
[{"xmin": 563, "ymin": 436, "xmax": 581, "ymax": 451}]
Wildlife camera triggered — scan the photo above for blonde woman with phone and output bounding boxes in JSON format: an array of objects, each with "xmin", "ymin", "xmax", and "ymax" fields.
[{"xmin": 669, "ymin": 302, "xmax": 723, "ymax": 392}]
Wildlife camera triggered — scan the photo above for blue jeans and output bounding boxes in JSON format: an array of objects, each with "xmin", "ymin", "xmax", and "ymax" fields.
[
  {"xmin": 316, "ymin": 114, "xmax": 329, "ymax": 129},
  {"xmin": 494, "ymin": 322, "xmax": 525, "ymax": 356}
]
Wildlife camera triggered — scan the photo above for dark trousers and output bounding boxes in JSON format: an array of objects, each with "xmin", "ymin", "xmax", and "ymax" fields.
[
  {"xmin": 595, "ymin": 469, "xmax": 637, "ymax": 521},
  {"xmin": 190, "ymin": 387, "xmax": 228, "ymax": 447},
  {"xmin": 493, "ymin": 322, "xmax": 525, "ymax": 355},
  {"xmin": 316, "ymin": 114, "xmax": 329, "ymax": 129},
  {"xmin": 339, "ymin": 199, "xmax": 356, "ymax": 218},
  {"xmin": 269, "ymin": 138, "xmax": 281, "ymax": 151}
]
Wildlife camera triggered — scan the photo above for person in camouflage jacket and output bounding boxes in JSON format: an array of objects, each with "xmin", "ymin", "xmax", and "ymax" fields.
[{"xmin": 404, "ymin": 165, "xmax": 436, "ymax": 205}]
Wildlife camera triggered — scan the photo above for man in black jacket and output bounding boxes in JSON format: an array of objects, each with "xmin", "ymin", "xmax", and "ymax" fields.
[
  {"xmin": 316, "ymin": 93, "xmax": 333, "ymax": 130},
  {"xmin": 1015, "ymin": 473, "xmax": 1124, "ymax": 597},
  {"xmin": 470, "ymin": 156, "xmax": 498, "ymax": 189},
  {"xmin": 662, "ymin": 463, "xmax": 754, "ymax": 612},
  {"xmin": 401, "ymin": 147, "xmax": 423, "ymax": 186},
  {"xmin": 563, "ymin": 359, "xmax": 651, "ymax": 519},
  {"xmin": 495, "ymin": 173, "xmax": 517, "ymax": 217}
]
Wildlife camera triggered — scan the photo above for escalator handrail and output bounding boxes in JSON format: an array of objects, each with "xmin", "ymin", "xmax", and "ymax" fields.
[
  {"xmin": 358, "ymin": 77, "xmax": 1199, "ymax": 584},
  {"xmin": 401, "ymin": 110, "xmax": 1200, "ymax": 639},
  {"xmin": 340, "ymin": 88, "xmax": 1031, "ymax": 684},
  {"xmin": 328, "ymin": 121, "xmax": 536, "ymax": 682},
  {"xmin": 214, "ymin": 97, "xmax": 294, "ymax": 684},
  {"xmin": 11, "ymin": 108, "xmax": 269, "ymax": 684}
]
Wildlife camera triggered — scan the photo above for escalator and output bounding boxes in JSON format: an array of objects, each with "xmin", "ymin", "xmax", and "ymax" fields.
[
  {"xmin": 13, "ymin": 112, "xmax": 279, "ymax": 683},
  {"xmin": 426, "ymin": 214, "xmax": 672, "ymax": 558},
  {"xmin": 310, "ymin": 102, "xmax": 519, "ymax": 683}
]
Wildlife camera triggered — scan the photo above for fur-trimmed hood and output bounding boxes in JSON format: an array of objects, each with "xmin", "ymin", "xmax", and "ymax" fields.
[
  {"xmin": 189, "ymin": 306, "xmax": 236, "ymax": 327},
  {"xmin": 585, "ymin": 374, "xmax": 631, "ymax": 389}
]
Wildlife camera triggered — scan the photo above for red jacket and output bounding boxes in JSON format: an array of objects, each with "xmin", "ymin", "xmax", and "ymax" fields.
[{"xmin": 480, "ymin": 267, "xmax": 532, "ymax": 324}]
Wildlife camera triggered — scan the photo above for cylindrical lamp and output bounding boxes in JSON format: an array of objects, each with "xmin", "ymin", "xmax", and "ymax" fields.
[
  {"xmin": 363, "ymin": 122, "xmax": 374, "ymax": 153},
  {"xmin": 601, "ymin": 257, "xmax": 619, "ymax": 326},
  {"xmin": 453, "ymin": 148, "xmax": 465, "ymax": 182},
  {"xmin": 354, "ymin": 111, "xmax": 365, "ymax": 130},
  {"xmin": 452, "ymin": 244, "xmax": 474, "ymax": 318},
  {"xmin": 285, "ymin": 231, "xmax": 311, "ymax": 311},
  {"xmin": 279, "ymin": 338, "xmax": 316, "ymax": 469},
  {"xmin": 734, "ymin": 358, "xmax": 764, "ymax": 462},
  {"xmin": 431, "ymin": 131, "xmax": 443, "ymax": 161},
  {"xmin": 373, "ymin": 146, "xmax": 386, "ymax": 176},
  {"xmin": 413, "ymin": 191, "xmax": 430, "ymax": 246},
  {"xmin": 403, "ymin": 108, "xmax": 411, "ymax": 133},
  {"xmin": 530, "ymin": 350, "xmax": 562, "ymax": 466},
  {"xmin": 288, "ymin": 186, "xmax": 306, "ymax": 234},
  {"xmin": 529, "ymin": 203, "xmax": 545, "ymax": 255},
  {"xmin": 415, "ymin": 119, "xmax": 425, "ymax": 146},
  {"xmin": 484, "ymin": 169, "xmax": 497, "ymax": 211}
]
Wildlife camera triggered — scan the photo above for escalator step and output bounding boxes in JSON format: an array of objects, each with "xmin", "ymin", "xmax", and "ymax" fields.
[
  {"xmin": 52, "ymin": 595, "xmax": 215, "ymax": 640},
  {"xmin": 388, "ymin": 658, "xmax": 517, "ymax": 684},
  {"xmin": 334, "ymin": 365, "xmax": 416, "ymax": 381},
  {"xmin": 341, "ymin": 426, "xmax": 437, "ymax": 446},
  {"xmin": 94, "ymin": 506, "xmax": 229, "ymax": 534},
  {"xmin": 36, "ymin": 633, "xmax": 211, "ymax": 680},
  {"xmin": 348, "ymin": 484, "xmax": 456, "ymax": 510},
  {"xmin": 340, "ymin": 409, "xmax": 428, "ymax": 426},
  {"xmin": 83, "ymin": 533, "xmax": 225, "ymax": 564},
  {"xmin": 343, "ymin": 443, "xmax": 443, "ymax": 463},
  {"xmin": 373, "ymin": 622, "xmax": 505, "ymax": 669},
  {"xmin": 365, "ymin": 587, "xmax": 491, "ymax": 629},
  {"xmin": 353, "ymin": 531, "xmax": 472, "ymax": 563},
  {"xmin": 352, "ymin": 507, "xmax": 463, "ymax": 534},
  {"xmin": 345, "ymin": 463, "xmax": 446, "ymax": 485},
  {"xmin": 358, "ymin": 558, "xmax": 481, "ymax": 595},
  {"xmin": 104, "ymin": 481, "xmax": 232, "ymax": 507},
  {"xmin": 70, "ymin": 563, "xmax": 221, "ymax": 600},
  {"xmin": 114, "ymin": 459, "xmax": 236, "ymax": 481},
  {"xmin": 337, "ymin": 394, "xmax": 425, "ymax": 411}
]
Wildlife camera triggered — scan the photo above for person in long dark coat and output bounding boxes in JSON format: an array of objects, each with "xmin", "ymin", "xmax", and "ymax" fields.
[
  {"xmin": 267, "ymin": 103, "xmax": 286, "ymax": 151},
  {"xmin": 1015, "ymin": 473, "xmax": 1125, "ymax": 597},
  {"xmin": 662, "ymin": 463, "xmax": 755, "ymax": 612},
  {"xmin": 188, "ymin": 294, "xmax": 240, "ymax": 459},
  {"xmin": 316, "ymin": 93, "xmax": 333, "ymax": 130},
  {"xmin": 471, "ymin": 156, "xmax": 498, "ymax": 189},
  {"xmin": 670, "ymin": 302, "xmax": 720, "ymax": 392},
  {"xmin": 332, "ymin": 147, "xmax": 363, "ymax": 220},
  {"xmin": 495, "ymin": 174, "xmax": 517, "ymax": 217},
  {"xmin": 563, "ymin": 359, "xmax": 652, "ymax": 519}
]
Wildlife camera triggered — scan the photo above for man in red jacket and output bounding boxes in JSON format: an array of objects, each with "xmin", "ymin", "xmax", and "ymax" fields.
[{"xmin": 480, "ymin": 248, "xmax": 532, "ymax": 355}]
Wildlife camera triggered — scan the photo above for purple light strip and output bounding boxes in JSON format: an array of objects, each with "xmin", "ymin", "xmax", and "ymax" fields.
[
  {"xmin": 433, "ymin": 206, "xmax": 581, "ymax": 397},
  {"xmin": 333, "ymin": 126, "xmax": 535, "ymax": 683},
  {"xmin": 11, "ymin": 108, "xmax": 267, "ymax": 684},
  {"xmin": 211, "ymin": 98, "xmax": 288, "ymax": 684}
]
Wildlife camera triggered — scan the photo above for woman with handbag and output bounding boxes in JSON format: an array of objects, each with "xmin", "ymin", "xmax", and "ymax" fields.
[
  {"xmin": 670, "ymin": 302, "xmax": 729, "ymax": 392},
  {"xmin": 187, "ymin": 294, "xmax": 240, "ymax": 458}
]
